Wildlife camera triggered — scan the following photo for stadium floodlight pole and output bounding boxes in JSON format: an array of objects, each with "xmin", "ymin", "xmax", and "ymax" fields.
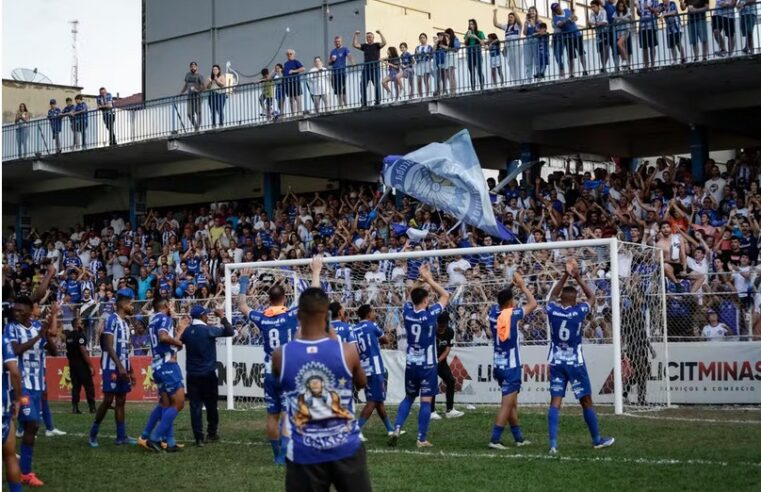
[
  {"xmin": 224, "ymin": 268, "xmax": 234, "ymax": 410},
  {"xmin": 609, "ymin": 238, "xmax": 623, "ymax": 415}
]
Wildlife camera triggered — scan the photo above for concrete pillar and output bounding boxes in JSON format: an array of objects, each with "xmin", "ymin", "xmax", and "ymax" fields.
[
  {"xmin": 263, "ymin": 172, "xmax": 281, "ymax": 218},
  {"xmin": 128, "ymin": 187, "xmax": 138, "ymax": 228},
  {"xmin": 689, "ymin": 126, "xmax": 708, "ymax": 184}
]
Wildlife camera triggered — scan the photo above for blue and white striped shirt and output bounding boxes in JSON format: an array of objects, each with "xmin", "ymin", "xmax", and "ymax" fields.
[
  {"xmin": 6, "ymin": 321, "xmax": 47, "ymax": 391},
  {"xmin": 101, "ymin": 313, "xmax": 131, "ymax": 371}
]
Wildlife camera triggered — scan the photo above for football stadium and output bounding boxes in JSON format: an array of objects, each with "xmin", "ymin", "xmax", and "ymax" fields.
[{"xmin": 2, "ymin": 1, "xmax": 761, "ymax": 490}]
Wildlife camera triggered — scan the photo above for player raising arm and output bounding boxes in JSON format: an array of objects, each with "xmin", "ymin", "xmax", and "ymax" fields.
[
  {"xmin": 388, "ymin": 263, "xmax": 450, "ymax": 448},
  {"xmin": 237, "ymin": 256, "xmax": 323, "ymax": 464},
  {"xmin": 488, "ymin": 271, "xmax": 537, "ymax": 450},
  {"xmin": 546, "ymin": 259, "xmax": 614, "ymax": 455}
]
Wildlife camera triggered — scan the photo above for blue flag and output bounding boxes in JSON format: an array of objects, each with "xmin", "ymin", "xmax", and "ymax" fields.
[{"xmin": 383, "ymin": 130, "xmax": 516, "ymax": 242}]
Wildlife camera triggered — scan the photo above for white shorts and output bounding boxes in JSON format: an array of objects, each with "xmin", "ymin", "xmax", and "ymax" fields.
[
  {"xmin": 414, "ymin": 61, "xmax": 432, "ymax": 76},
  {"xmin": 446, "ymin": 51, "xmax": 457, "ymax": 68},
  {"xmin": 490, "ymin": 55, "xmax": 502, "ymax": 68}
]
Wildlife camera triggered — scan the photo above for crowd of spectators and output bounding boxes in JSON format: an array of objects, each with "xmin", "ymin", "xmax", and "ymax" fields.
[{"xmin": 3, "ymin": 148, "xmax": 761, "ymax": 354}]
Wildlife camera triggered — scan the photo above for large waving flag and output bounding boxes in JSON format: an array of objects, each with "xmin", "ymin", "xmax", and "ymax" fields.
[{"xmin": 383, "ymin": 130, "xmax": 516, "ymax": 242}]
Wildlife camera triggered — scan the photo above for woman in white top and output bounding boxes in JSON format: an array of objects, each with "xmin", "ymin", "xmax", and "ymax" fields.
[
  {"xmin": 206, "ymin": 64, "xmax": 227, "ymax": 127},
  {"xmin": 414, "ymin": 33, "xmax": 433, "ymax": 97},
  {"xmin": 522, "ymin": 6, "xmax": 540, "ymax": 79},
  {"xmin": 307, "ymin": 56, "xmax": 330, "ymax": 113},
  {"xmin": 613, "ymin": 0, "xmax": 632, "ymax": 67},
  {"xmin": 493, "ymin": 10, "xmax": 523, "ymax": 82}
]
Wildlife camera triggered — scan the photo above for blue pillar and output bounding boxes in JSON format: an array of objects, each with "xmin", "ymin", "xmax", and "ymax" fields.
[
  {"xmin": 128, "ymin": 187, "xmax": 138, "ymax": 228},
  {"xmin": 689, "ymin": 125, "xmax": 708, "ymax": 184},
  {"xmin": 263, "ymin": 172, "xmax": 281, "ymax": 218},
  {"xmin": 15, "ymin": 204, "xmax": 29, "ymax": 252}
]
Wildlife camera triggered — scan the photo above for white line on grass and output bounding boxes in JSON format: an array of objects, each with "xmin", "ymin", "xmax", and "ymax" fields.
[
  {"xmin": 624, "ymin": 414, "xmax": 761, "ymax": 425},
  {"xmin": 60, "ymin": 432, "xmax": 759, "ymax": 468}
]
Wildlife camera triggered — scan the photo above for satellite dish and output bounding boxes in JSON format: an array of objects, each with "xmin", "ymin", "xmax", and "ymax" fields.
[{"xmin": 11, "ymin": 68, "xmax": 53, "ymax": 84}]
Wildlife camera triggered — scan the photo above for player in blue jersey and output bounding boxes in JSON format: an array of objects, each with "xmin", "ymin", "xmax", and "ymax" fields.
[
  {"xmin": 353, "ymin": 304, "xmax": 394, "ymax": 438},
  {"xmin": 329, "ymin": 302, "xmax": 358, "ymax": 344},
  {"xmin": 139, "ymin": 297, "xmax": 189, "ymax": 452},
  {"xmin": 388, "ymin": 263, "xmax": 450, "ymax": 448},
  {"xmin": 272, "ymin": 286, "xmax": 371, "ymax": 491},
  {"xmin": 3, "ymin": 335, "xmax": 23, "ymax": 492},
  {"xmin": 6, "ymin": 296, "xmax": 59, "ymax": 487},
  {"xmin": 546, "ymin": 259, "xmax": 614, "ymax": 454},
  {"xmin": 487, "ymin": 272, "xmax": 537, "ymax": 449},
  {"xmin": 89, "ymin": 294, "xmax": 137, "ymax": 448},
  {"xmin": 238, "ymin": 256, "xmax": 323, "ymax": 464}
]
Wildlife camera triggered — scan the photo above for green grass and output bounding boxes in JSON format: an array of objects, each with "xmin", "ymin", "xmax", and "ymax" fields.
[{"xmin": 7, "ymin": 403, "xmax": 761, "ymax": 491}]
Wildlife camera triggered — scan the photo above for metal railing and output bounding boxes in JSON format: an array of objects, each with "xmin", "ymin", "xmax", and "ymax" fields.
[{"xmin": 3, "ymin": 7, "xmax": 760, "ymax": 162}]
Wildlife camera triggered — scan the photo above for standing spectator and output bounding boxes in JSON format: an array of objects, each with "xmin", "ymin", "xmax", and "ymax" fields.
[
  {"xmin": 494, "ymin": 10, "xmax": 523, "ymax": 82},
  {"xmin": 464, "ymin": 19, "xmax": 486, "ymax": 90},
  {"xmin": 47, "ymin": 99, "xmax": 62, "ymax": 154},
  {"xmin": 353, "ymin": 30, "xmax": 386, "ymax": 107},
  {"xmin": 604, "ymin": 0, "xmax": 623, "ymax": 70},
  {"xmin": 681, "ymin": 0, "xmax": 709, "ymax": 62},
  {"xmin": 61, "ymin": 97, "xmax": 76, "ymax": 149},
  {"xmin": 552, "ymin": 1, "xmax": 588, "ymax": 77},
  {"xmin": 96, "ymin": 87, "xmax": 117, "ymax": 146},
  {"xmin": 413, "ymin": 33, "xmax": 433, "ymax": 98},
  {"xmin": 72, "ymin": 95, "xmax": 89, "ymax": 149},
  {"xmin": 399, "ymin": 42, "xmax": 415, "ymax": 98},
  {"xmin": 614, "ymin": 0, "xmax": 633, "ymax": 68},
  {"xmin": 434, "ymin": 33, "xmax": 450, "ymax": 94},
  {"xmin": 328, "ymin": 36, "xmax": 354, "ymax": 107},
  {"xmin": 206, "ymin": 64, "xmax": 227, "ymax": 128},
  {"xmin": 259, "ymin": 68, "xmax": 274, "ymax": 120},
  {"xmin": 739, "ymin": 0, "xmax": 757, "ymax": 54},
  {"xmin": 523, "ymin": 7, "xmax": 540, "ymax": 78},
  {"xmin": 130, "ymin": 319, "xmax": 150, "ymax": 355},
  {"xmin": 662, "ymin": 0, "xmax": 688, "ymax": 64},
  {"xmin": 180, "ymin": 61, "xmax": 204, "ymax": 131},
  {"xmin": 444, "ymin": 28, "xmax": 460, "ymax": 93},
  {"xmin": 66, "ymin": 318, "xmax": 96, "ymax": 413},
  {"xmin": 590, "ymin": 0, "xmax": 612, "ymax": 72},
  {"xmin": 273, "ymin": 63, "xmax": 285, "ymax": 116},
  {"xmin": 702, "ymin": 310, "xmax": 729, "ymax": 340},
  {"xmin": 308, "ymin": 56, "xmax": 329, "ymax": 113},
  {"xmin": 283, "ymin": 49, "xmax": 306, "ymax": 115},
  {"xmin": 534, "ymin": 22, "xmax": 551, "ymax": 78},
  {"xmin": 14, "ymin": 103, "xmax": 30, "ymax": 158},
  {"xmin": 382, "ymin": 47, "xmax": 402, "ymax": 99},
  {"xmin": 714, "ymin": 0, "xmax": 737, "ymax": 56},
  {"xmin": 636, "ymin": 0, "xmax": 660, "ymax": 69},
  {"xmin": 486, "ymin": 34, "xmax": 504, "ymax": 85}
]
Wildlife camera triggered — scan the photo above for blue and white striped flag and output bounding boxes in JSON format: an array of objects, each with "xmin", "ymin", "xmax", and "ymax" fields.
[
  {"xmin": 292, "ymin": 271, "xmax": 331, "ymax": 307},
  {"xmin": 383, "ymin": 130, "xmax": 516, "ymax": 242}
]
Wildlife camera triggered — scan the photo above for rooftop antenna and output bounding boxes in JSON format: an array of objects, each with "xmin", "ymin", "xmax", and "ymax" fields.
[{"xmin": 69, "ymin": 19, "xmax": 79, "ymax": 87}]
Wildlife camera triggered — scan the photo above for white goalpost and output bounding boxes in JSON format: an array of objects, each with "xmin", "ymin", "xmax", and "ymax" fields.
[{"xmin": 223, "ymin": 238, "xmax": 670, "ymax": 414}]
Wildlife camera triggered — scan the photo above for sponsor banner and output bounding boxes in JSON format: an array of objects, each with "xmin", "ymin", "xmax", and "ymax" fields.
[
  {"xmin": 385, "ymin": 342, "xmax": 761, "ymax": 405},
  {"xmin": 45, "ymin": 356, "xmax": 160, "ymax": 402},
  {"xmin": 215, "ymin": 344, "xmax": 265, "ymax": 399}
]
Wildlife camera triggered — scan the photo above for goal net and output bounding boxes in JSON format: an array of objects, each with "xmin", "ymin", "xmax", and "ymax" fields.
[{"xmin": 224, "ymin": 238, "xmax": 670, "ymax": 413}]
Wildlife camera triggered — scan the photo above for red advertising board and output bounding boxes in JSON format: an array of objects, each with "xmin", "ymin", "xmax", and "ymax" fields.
[{"xmin": 46, "ymin": 356, "xmax": 159, "ymax": 402}]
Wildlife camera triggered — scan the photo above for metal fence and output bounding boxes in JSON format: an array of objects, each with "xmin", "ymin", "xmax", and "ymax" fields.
[{"xmin": 3, "ymin": 8, "xmax": 760, "ymax": 162}]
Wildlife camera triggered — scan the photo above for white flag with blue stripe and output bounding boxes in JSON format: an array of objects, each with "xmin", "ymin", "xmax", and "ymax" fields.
[{"xmin": 383, "ymin": 130, "xmax": 516, "ymax": 242}]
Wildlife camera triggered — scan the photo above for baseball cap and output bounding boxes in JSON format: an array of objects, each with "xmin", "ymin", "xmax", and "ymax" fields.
[
  {"xmin": 190, "ymin": 305, "xmax": 207, "ymax": 319},
  {"xmin": 33, "ymin": 239, "xmax": 42, "ymax": 246},
  {"xmin": 49, "ymin": 98, "xmax": 56, "ymax": 104},
  {"xmin": 551, "ymin": 2, "xmax": 560, "ymax": 9}
]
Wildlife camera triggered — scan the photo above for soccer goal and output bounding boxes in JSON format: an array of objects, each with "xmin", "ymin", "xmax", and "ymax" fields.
[{"xmin": 223, "ymin": 238, "xmax": 670, "ymax": 414}]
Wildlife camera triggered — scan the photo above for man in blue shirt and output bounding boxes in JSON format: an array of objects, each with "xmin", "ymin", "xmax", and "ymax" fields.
[
  {"xmin": 180, "ymin": 305, "xmax": 234, "ymax": 446},
  {"xmin": 47, "ymin": 99, "xmax": 62, "ymax": 153},
  {"xmin": 72, "ymin": 95, "xmax": 88, "ymax": 149},
  {"xmin": 96, "ymin": 87, "xmax": 117, "ymax": 145},
  {"xmin": 283, "ymin": 49, "xmax": 305, "ymax": 115},
  {"xmin": 636, "ymin": 0, "xmax": 660, "ymax": 68},
  {"xmin": 328, "ymin": 36, "xmax": 354, "ymax": 107},
  {"xmin": 551, "ymin": 1, "xmax": 588, "ymax": 77}
]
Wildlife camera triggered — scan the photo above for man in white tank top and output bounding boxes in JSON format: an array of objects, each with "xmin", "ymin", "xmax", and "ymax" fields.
[{"xmin": 655, "ymin": 222, "xmax": 687, "ymax": 291}]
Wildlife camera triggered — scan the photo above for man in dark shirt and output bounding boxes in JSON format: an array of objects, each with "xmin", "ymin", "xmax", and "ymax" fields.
[
  {"xmin": 352, "ymin": 30, "xmax": 386, "ymax": 107},
  {"xmin": 65, "ymin": 318, "xmax": 96, "ymax": 413},
  {"xmin": 431, "ymin": 312, "xmax": 464, "ymax": 419},
  {"xmin": 180, "ymin": 305, "xmax": 234, "ymax": 446},
  {"xmin": 180, "ymin": 61, "xmax": 204, "ymax": 131}
]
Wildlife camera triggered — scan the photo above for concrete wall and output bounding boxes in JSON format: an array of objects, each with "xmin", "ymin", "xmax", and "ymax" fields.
[
  {"xmin": 21, "ymin": 170, "xmax": 336, "ymax": 231},
  {"xmin": 143, "ymin": 0, "xmax": 366, "ymax": 99},
  {"xmin": 2, "ymin": 80, "xmax": 97, "ymax": 123}
]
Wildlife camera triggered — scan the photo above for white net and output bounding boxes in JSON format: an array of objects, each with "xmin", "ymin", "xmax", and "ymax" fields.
[{"xmin": 226, "ymin": 240, "xmax": 669, "ymax": 412}]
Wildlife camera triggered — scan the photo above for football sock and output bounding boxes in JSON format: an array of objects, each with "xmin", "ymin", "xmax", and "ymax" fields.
[
  {"xmin": 394, "ymin": 396, "xmax": 414, "ymax": 431},
  {"xmin": 583, "ymin": 407, "xmax": 601, "ymax": 443},
  {"xmin": 383, "ymin": 416, "xmax": 393, "ymax": 433},
  {"xmin": 417, "ymin": 402, "xmax": 432, "ymax": 442},
  {"xmin": 358, "ymin": 416, "xmax": 367, "ymax": 429},
  {"xmin": 142, "ymin": 405, "xmax": 164, "ymax": 439},
  {"xmin": 20, "ymin": 444, "xmax": 33, "ymax": 474},
  {"xmin": 511, "ymin": 425, "xmax": 524, "ymax": 443},
  {"xmin": 41, "ymin": 400, "xmax": 54, "ymax": 431},
  {"xmin": 270, "ymin": 440, "xmax": 280, "ymax": 459},
  {"xmin": 491, "ymin": 425, "xmax": 505, "ymax": 443},
  {"xmin": 548, "ymin": 406, "xmax": 560, "ymax": 449},
  {"xmin": 151, "ymin": 407, "xmax": 178, "ymax": 444},
  {"xmin": 89, "ymin": 422, "xmax": 100, "ymax": 441},
  {"xmin": 116, "ymin": 421, "xmax": 127, "ymax": 441}
]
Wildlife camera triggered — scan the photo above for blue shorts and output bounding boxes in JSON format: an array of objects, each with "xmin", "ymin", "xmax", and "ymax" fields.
[
  {"xmin": 102, "ymin": 368, "xmax": 132, "ymax": 395},
  {"xmin": 264, "ymin": 372, "xmax": 282, "ymax": 415},
  {"xmin": 688, "ymin": 15, "xmax": 708, "ymax": 45},
  {"xmin": 741, "ymin": 13, "xmax": 756, "ymax": 37},
  {"xmin": 405, "ymin": 365, "xmax": 438, "ymax": 398},
  {"xmin": 2, "ymin": 414, "xmax": 10, "ymax": 444},
  {"xmin": 365, "ymin": 374, "xmax": 386, "ymax": 402},
  {"xmin": 493, "ymin": 366, "xmax": 521, "ymax": 396},
  {"xmin": 153, "ymin": 362, "xmax": 184, "ymax": 396},
  {"xmin": 549, "ymin": 364, "xmax": 592, "ymax": 400},
  {"xmin": 18, "ymin": 389, "xmax": 42, "ymax": 423}
]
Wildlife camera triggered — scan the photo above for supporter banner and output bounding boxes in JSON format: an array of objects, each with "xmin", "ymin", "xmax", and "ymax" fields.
[
  {"xmin": 384, "ymin": 342, "xmax": 761, "ymax": 405},
  {"xmin": 45, "ymin": 356, "xmax": 160, "ymax": 402},
  {"xmin": 216, "ymin": 344, "xmax": 265, "ymax": 399}
]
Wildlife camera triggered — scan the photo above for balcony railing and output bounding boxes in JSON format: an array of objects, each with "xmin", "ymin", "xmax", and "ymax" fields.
[{"xmin": 3, "ymin": 7, "xmax": 760, "ymax": 162}]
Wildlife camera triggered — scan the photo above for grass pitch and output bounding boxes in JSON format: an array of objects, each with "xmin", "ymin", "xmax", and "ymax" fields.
[{"xmin": 8, "ymin": 402, "xmax": 761, "ymax": 491}]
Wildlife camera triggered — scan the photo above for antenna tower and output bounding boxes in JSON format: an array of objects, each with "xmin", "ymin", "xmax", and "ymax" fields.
[{"xmin": 69, "ymin": 20, "xmax": 79, "ymax": 87}]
